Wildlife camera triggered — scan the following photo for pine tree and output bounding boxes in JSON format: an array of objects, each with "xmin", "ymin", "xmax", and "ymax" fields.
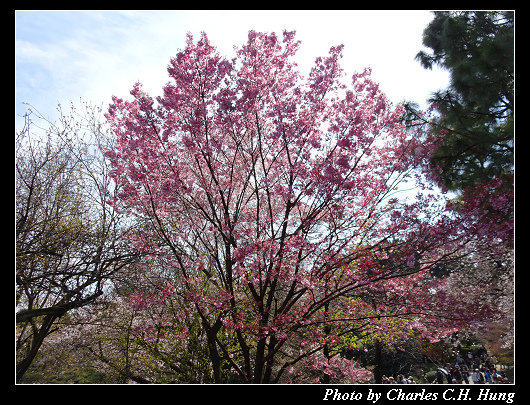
[{"xmin": 415, "ymin": 11, "xmax": 514, "ymax": 192}]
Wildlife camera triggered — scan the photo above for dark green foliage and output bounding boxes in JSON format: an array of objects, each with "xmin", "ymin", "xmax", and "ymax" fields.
[{"xmin": 415, "ymin": 11, "xmax": 514, "ymax": 191}]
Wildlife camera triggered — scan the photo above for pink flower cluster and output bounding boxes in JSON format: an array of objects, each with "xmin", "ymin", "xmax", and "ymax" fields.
[{"xmin": 128, "ymin": 285, "xmax": 175, "ymax": 310}]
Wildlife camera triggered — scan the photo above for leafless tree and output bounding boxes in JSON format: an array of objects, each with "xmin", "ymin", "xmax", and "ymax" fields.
[{"xmin": 15, "ymin": 102, "xmax": 139, "ymax": 382}]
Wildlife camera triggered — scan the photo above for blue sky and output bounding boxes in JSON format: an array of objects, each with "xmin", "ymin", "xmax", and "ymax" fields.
[{"xmin": 15, "ymin": 10, "xmax": 450, "ymax": 130}]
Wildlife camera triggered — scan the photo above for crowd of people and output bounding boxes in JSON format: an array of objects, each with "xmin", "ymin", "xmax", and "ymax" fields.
[
  {"xmin": 381, "ymin": 346, "xmax": 512, "ymax": 384},
  {"xmin": 432, "ymin": 364, "xmax": 510, "ymax": 384},
  {"xmin": 432, "ymin": 346, "xmax": 511, "ymax": 384},
  {"xmin": 381, "ymin": 374, "xmax": 417, "ymax": 384}
]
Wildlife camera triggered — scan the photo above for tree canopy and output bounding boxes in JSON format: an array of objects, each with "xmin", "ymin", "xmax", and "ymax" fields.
[{"xmin": 414, "ymin": 11, "xmax": 514, "ymax": 192}]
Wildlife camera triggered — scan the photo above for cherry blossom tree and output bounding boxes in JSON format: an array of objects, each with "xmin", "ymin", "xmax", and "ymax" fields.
[{"xmin": 103, "ymin": 30, "xmax": 512, "ymax": 383}]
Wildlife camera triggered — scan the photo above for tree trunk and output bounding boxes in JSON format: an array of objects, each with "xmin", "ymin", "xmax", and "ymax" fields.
[
  {"xmin": 203, "ymin": 316, "xmax": 224, "ymax": 383},
  {"xmin": 16, "ymin": 315, "xmax": 57, "ymax": 383},
  {"xmin": 321, "ymin": 301, "xmax": 331, "ymax": 384},
  {"xmin": 373, "ymin": 339, "xmax": 383, "ymax": 384}
]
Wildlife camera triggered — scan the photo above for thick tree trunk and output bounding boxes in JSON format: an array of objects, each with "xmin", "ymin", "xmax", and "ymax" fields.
[
  {"xmin": 16, "ymin": 315, "xmax": 57, "ymax": 383},
  {"xmin": 203, "ymin": 316, "xmax": 224, "ymax": 383}
]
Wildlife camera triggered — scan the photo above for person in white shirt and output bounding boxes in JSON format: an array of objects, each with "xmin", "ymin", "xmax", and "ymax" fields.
[{"xmin": 471, "ymin": 369, "xmax": 482, "ymax": 384}]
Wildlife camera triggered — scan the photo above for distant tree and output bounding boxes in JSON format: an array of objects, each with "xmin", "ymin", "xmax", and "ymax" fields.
[
  {"xmin": 15, "ymin": 103, "xmax": 139, "ymax": 382},
  {"xmin": 441, "ymin": 246, "xmax": 514, "ymax": 349},
  {"xmin": 412, "ymin": 11, "xmax": 514, "ymax": 192}
]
